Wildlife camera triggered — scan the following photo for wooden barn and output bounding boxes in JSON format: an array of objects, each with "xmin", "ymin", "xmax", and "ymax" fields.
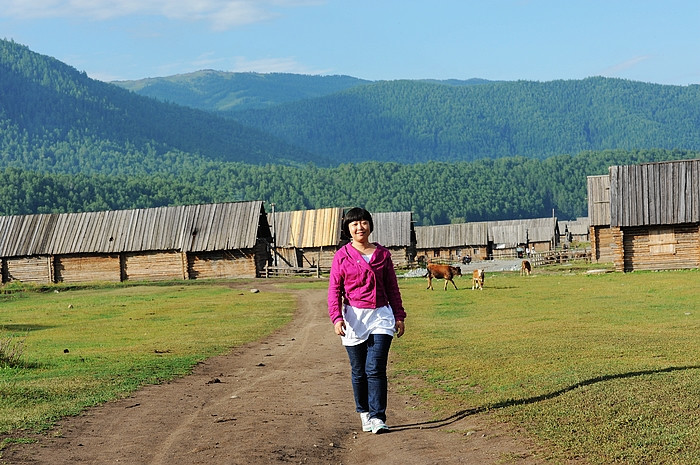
[
  {"xmin": 604, "ymin": 159, "xmax": 700, "ymax": 272},
  {"xmin": 415, "ymin": 222, "xmax": 489, "ymax": 263},
  {"xmin": 268, "ymin": 207, "xmax": 343, "ymax": 271},
  {"xmin": 559, "ymin": 217, "xmax": 590, "ymax": 244},
  {"xmin": 587, "ymin": 174, "xmax": 614, "ymax": 263},
  {"xmin": 269, "ymin": 208, "xmax": 416, "ymax": 271},
  {"xmin": 0, "ymin": 201, "xmax": 272, "ymax": 284},
  {"xmin": 371, "ymin": 211, "xmax": 416, "ymax": 268},
  {"xmin": 487, "ymin": 217, "xmax": 559, "ymax": 257}
]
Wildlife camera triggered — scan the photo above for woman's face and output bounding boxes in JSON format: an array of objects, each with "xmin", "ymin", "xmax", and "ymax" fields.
[{"xmin": 348, "ymin": 220, "xmax": 371, "ymax": 243}]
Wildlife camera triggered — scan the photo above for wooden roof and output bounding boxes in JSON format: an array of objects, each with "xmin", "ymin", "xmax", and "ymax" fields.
[
  {"xmin": 559, "ymin": 217, "xmax": 590, "ymax": 236},
  {"xmin": 0, "ymin": 201, "xmax": 267, "ymax": 258},
  {"xmin": 270, "ymin": 207, "xmax": 343, "ymax": 248},
  {"xmin": 270, "ymin": 208, "xmax": 415, "ymax": 249},
  {"xmin": 610, "ymin": 159, "xmax": 700, "ymax": 227},
  {"xmin": 415, "ymin": 222, "xmax": 489, "ymax": 248},
  {"xmin": 372, "ymin": 211, "xmax": 413, "ymax": 248},
  {"xmin": 587, "ymin": 174, "xmax": 611, "ymax": 226},
  {"xmin": 487, "ymin": 217, "xmax": 558, "ymax": 246}
]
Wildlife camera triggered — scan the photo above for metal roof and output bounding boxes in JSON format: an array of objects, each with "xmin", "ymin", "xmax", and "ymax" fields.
[{"xmin": 0, "ymin": 201, "xmax": 266, "ymax": 258}]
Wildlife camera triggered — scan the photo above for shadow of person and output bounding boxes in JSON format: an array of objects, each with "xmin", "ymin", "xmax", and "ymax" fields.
[{"xmin": 390, "ymin": 365, "xmax": 700, "ymax": 431}]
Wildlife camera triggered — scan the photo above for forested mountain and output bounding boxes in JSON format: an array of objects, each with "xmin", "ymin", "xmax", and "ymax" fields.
[
  {"xmin": 115, "ymin": 70, "xmax": 700, "ymax": 166},
  {"xmin": 0, "ymin": 39, "xmax": 329, "ymax": 173},
  {"xmin": 3, "ymin": 39, "xmax": 700, "ymax": 225},
  {"xmin": 112, "ymin": 72, "xmax": 496, "ymax": 113},
  {"xmin": 114, "ymin": 71, "xmax": 372, "ymax": 112},
  {"xmin": 229, "ymin": 78, "xmax": 700, "ymax": 164}
]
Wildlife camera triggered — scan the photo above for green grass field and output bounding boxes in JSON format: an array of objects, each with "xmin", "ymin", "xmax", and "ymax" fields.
[
  {"xmin": 392, "ymin": 265, "xmax": 700, "ymax": 464},
  {"xmin": 0, "ymin": 282, "xmax": 294, "ymax": 437},
  {"xmin": 1, "ymin": 266, "xmax": 699, "ymax": 464}
]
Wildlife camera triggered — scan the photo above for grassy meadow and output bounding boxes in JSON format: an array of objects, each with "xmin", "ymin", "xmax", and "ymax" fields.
[
  {"xmin": 392, "ymin": 264, "xmax": 700, "ymax": 464},
  {"xmin": 0, "ymin": 281, "xmax": 294, "ymax": 437},
  {"xmin": 1, "ymin": 265, "xmax": 699, "ymax": 464}
]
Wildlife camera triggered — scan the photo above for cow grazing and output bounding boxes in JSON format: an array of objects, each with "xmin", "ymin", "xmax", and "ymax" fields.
[
  {"xmin": 426, "ymin": 263, "xmax": 462, "ymax": 290},
  {"xmin": 521, "ymin": 260, "xmax": 531, "ymax": 276},
  {"xmin": 472, "ymin": 269, "xmax": 485, "ymax": 290}
]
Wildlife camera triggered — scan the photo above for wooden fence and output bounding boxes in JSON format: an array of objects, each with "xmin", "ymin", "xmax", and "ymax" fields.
[
  {"xmin": 529, "ymin": 248, "xmax": 591, "ymax": 267},
  {"xmin": 264, "ymin": 266, "xmax": 321, "ymax": 278}
]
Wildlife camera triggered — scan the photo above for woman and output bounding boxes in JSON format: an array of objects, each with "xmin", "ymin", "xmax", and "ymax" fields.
[{"xmin": 327, "ymin": 207, "xmax": 406, "ymax": 434}]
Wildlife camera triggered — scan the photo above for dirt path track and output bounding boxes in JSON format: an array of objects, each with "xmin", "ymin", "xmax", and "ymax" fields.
[{"xmin": 2, "ymin": 283, "xmax": 544, "ymax": 464}]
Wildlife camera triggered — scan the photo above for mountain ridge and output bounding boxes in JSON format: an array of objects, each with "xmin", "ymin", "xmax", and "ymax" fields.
[
  {"xmin": 0, "ymin": 39, "xmax": 331, "ymax": 172},
  {"xmin": 115, "ymin": 69, "xmax": 700, "ymax": 165}
]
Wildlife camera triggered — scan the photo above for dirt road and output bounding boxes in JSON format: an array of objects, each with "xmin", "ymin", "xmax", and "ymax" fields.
[{"xmin": 2, "ymin": 283, "xmax": 544, "ymax": 464}]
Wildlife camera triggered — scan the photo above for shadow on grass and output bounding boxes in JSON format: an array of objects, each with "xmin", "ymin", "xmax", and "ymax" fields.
[
  {"xmin": 0, "ymin": 324, "xmax": 55, "ymax": 332},
  {"xmin": 392, "ymin": 364, "xmax": 700, "ymax": 431}
]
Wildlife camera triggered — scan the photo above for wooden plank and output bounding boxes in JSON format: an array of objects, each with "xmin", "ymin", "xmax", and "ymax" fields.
[
  {"xmin": 55, "ymin": 254, "xmax": 122, "ymax": 283},
  {"xmin": 6, "ymin": 256, "xmax": 52, "ymax": 283}
]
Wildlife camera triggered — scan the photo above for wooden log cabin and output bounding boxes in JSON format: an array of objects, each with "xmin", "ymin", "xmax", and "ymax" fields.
[
  {"xmin": 559, "ymin": 217, "xmax": 590, "ymax": 244},
  {"xmin": 269, "ymin": 208, "xmax": 416, "ymax": 271},
  {"xmin": 0, "ymin": 201, "xmax": 272, "ymax": 284},
  {"xmin": 268, "ymin": 207, "xmax": 343, "ymax": 272},
  {"xmin": 487, "ymin": 217, "xmax": 559, "ymax": 257},
  {"xmin": 587, "ymin": 174, "xmax": 615, "ymax": 263},
  {"xmin": 415, "ymin": 222, "xmax": 489, "ymax": 263},
  {"xmin": 606, "ymin": 159, "xmax": 700, "ymax": 272}
]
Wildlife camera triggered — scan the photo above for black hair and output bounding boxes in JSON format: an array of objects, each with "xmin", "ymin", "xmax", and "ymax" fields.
[{"xmin": 342, "ymin": 207, "xmax": 374, "ymax": 238}]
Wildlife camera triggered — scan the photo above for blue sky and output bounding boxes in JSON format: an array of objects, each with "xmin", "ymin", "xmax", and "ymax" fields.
[{"xmin": 1, "ymin": 0, "xmax": 699, "ymax": 85}]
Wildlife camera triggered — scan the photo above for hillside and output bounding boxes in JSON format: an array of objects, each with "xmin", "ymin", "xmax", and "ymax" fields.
[
  {"xmin": 113, "ymin": 71, "xmax": 372, "ymax": 112},
  {"xmin": 114, "ymin": 70, "xmax": 700, "ymax": 166},
  {"xmin": 0, "ymin": 39, "xmax": 329, "ymax": 174},
  {"xmin": 3, "ymin": 39, "xmax": 700, "ymax": 224},
  {"xmin": 112, "ymin": 72, "xmax": 496, "ymax": 113},
  {"xmin": 229, "ymin": 78, "xmax": 700, "ymax": 164}
]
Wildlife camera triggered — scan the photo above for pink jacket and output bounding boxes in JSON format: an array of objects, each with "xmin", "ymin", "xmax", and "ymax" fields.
[{"xmin": 327, "ymin": 242, "xmax": 406, "ymax": 325}]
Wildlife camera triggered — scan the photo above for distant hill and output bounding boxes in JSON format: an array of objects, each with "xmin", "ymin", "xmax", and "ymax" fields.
[
  {"xmin": 112, "ymin": 72, "xmax": 497, "ymax": 113},
  {"xmin": 0, "ymin": 39, "xmax": 329, "ymax": 174},
  {"xmin": 115, "ymin": 70, "xmax": 700, "ymax": 166},
  {"xmin": 113, "ymin": 71, "xmax": 372, "ymax": 112},
  {"xmin": 228, "ymin": 78, "xmax": 700, "ymax": 164}
]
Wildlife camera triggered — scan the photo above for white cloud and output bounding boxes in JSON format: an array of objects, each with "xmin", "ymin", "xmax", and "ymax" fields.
[
  {"xmin": 229, "ymin": 55, "xmax": 331, "ymax": 75},
  {"xmin": 0, "ymin": 0, "xmax": 324, "ymax": 29}
]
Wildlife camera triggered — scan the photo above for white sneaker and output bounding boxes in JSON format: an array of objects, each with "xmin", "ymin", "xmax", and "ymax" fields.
[
  {"xmin": 369, "ymin": 417, "xmax": 389, "ymax": 434},
  {"xmin": 360, "ymin": 412, "xmax": 372, "ymax": 432}
]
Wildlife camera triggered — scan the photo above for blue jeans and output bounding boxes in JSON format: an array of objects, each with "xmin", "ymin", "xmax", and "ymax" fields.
[{"xmin": 345, "ymin": 334, "xmax": 393, "ymax": 422}]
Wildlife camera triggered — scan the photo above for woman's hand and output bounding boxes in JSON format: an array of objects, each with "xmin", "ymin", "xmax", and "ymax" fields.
[
  {"xmin": 334, "ymin": 320, "xmax": 346, "ymax": 336},
  {"xmin": 395, "ymin": 320, "xmax": 405, "ymax": 338}
]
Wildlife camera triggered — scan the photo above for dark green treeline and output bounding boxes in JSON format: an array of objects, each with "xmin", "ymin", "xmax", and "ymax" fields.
[{"xmin": 2, "ymin": 148, "xmax": 696, "ymax": 225}]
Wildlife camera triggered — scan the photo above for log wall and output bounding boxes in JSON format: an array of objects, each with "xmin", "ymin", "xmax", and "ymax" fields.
[
  {"xmin": 5, "ymin": 256, "xmax": 52, "ymax": 283},
  {"xmin": 54, "ymin": 254, "xmax": 121, "ymax": 283},
  {"xmin": 591, "ymin": 226, "xmax": 616, "ymax": 263},
  {"xmin": 124, "ymin": 251, "xmax": 186, "ymax": 282},
  {"xmin": 622, "ymin": 224, "xmax": 700, "ymax": 272},
  {"xmin": 188, "ymin": 251, "xmax": 257, "ymax": 279}
]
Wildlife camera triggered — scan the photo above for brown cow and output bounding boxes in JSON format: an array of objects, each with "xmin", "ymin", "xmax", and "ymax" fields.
[
  {"xmin": 472, "ymin": 269, "xmax": 485, "ymax": 290},
  {"xmin": 426, "ymin": 263, "xmax": 462, "ymax": 290},
  {"xmin": 521, "ymin": 260, "xmax": 531, "ymax": 276}
]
